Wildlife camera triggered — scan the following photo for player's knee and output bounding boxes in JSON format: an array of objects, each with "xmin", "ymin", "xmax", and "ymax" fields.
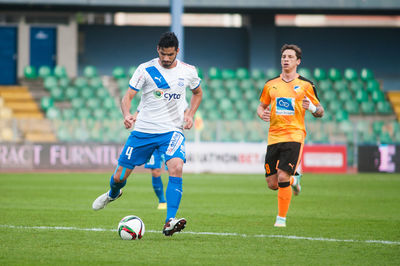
[
  {"xmin": 152, "ymin": 168, "xmax": 162, "ymax": 177},
  {"xmin": 167, "ymin": 161, "xmax": 183, "ymax": 176},
  {"xmin": 266, "ymin": 178, "xmax": 278, "ymax": 190}
]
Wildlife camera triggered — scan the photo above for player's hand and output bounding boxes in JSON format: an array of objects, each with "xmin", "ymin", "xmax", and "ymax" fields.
[
  {"xmin": 184, "ymin": 114, "xmax": 193, "ymax": 129},
  {"xmin": 302, "ymin": 96, "xmax": 310, "ymax": 109},
  {"xmin": 260, "ymin": 106, "xmax": 271, "ymax": 122},
  {"xmin": 124, "ymin": 114, "xmax": 136, "ymax": 129}
]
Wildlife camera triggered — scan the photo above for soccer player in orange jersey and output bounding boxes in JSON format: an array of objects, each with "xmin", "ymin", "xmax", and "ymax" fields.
[{"xmin": 257, "ymin": 44, "xmax": 324, "ymax": 227}]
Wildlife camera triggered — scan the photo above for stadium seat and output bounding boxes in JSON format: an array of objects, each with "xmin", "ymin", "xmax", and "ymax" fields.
[
  {"xmin": 54, "ymin": 65, "xmax": 67, "ymax": 78},
  {"xmin": 372, "ymin": 121, "xmax": 384, "ymax": 135},
  {"xmin": 83, "ymin": 66, "xmax": 97, "ymax": 78},
  {"xmin": 379, "ymin": 131, "xmax": 393, "ymax": 144},
  {"xmin": 128, "ymin": 66, "xmax": 137, "ymax": 77},
  {"xmin": 251, "ymin": 69, "xmax": 265, "ymax": 80},
  {"xmin": 376, "ymin": 101, "xmax": 392, "ymax": 115},
  {"xmin": 349, "ymin": 80, "xmax": 364, "ymax": 93},
  {"xmin": 38, "ymin": 66, "xmax": 52, "ymax": 79},
  {"xmin": 62, "ymin": 109, "xmax": 76, "ymax": 120},
  {"xmin": 50, "ymin": 87, "xmax": 63, "ymax": 101},
  {"xmin": 236, "ymin": 68, "xmax": 249, "ymax": 80},
  {"xmin": 360, "ymin": 101, "xmax": 375, "ymax": 114},
  {"xmin": 221, "ymin": 69, "xmax": 236, "ymax": 79},
  {"xmin": 89, "ymin": 77, "xmax": 103, "ymax": 89},
  {"xmin": 335, "ymin": 109, "xmax": 349, "ymax": 122},
  {"xmin": 318, "ymin": 80, "xmax": 333, "ymax": 92},
  {"xmin": 196, "ymin": 67, "xmax": 204, "ymax": 79},
  {"xmin": 96, "ymin": 88, "xmax": 109, "ymax": 99},
  {"xmin": 338, "ymin": 90, "xmax": 352, "ymax": 102},
  {"xmin": 86, "ymin": 98, "xmax": 101, "ymax": 109},
  {"xmin": 208, "ymin": 79, "xmax": 224, "ymax": 90},
  {"xmin": 43, "ymin": 76, "xmax": 58, "ymax": 91},
  {"xmin": 361, "ymin": 132, "xmax": 376, "ymax": 145},
  {"xmin": 58, "ymin": 77, "xmax": 70, "ymax": 88},
  {"xmin": 355, "ymin": 89, "xmax": 368, "ymax": 103},
  {"xmin": 40, "ymin": 97, "xmax": 54, "ymax": 111},
  {"xmin": 322, "ymin": 90, "xmax": 336, "ymax": 102},
  {"xmin": 74, "ymin": 77, "xmax": 88, "ymax": 89},
  {"xmin": 366, "ymin": 80, "xmax": 380, "ymax": 93},
  {"xmin": 24, "ymin": 65, "xmax": 37, "ymax": 79},
  {"xmin": 328, "ymin": 68, "xmax": 342, "ymax": 81},
  {"xmin": 81, "ymin": 87, "xmax": 94, "ymax": 99},
  {"xmin": 93, "ymin": 109, "xmax": 107, "ymax": 120},
  {"xmin": 328, "ymin": 100, "xmax": 342, "ymax": 114},
  {"xmin": 77, "ymin": 108, "xmax": 92, "ymax": 120},
  {"xmin": 219, "ymin": 98, "xmax": 233, "ymax": 112},
  {"xmin": 229, "ymin": 89, "xmax": 242, "ymax": 101},
  {"xmin": 313, "ymin": 68, "xmax": 327, "ymax": 81},
  {"xmin": 393, "ymin": 130, "xmax": 400, "ymax": 144},
  {"xmin": 360, "ymin": 68, "xmax": 374, "ymax": 81},
  {"xmin": 224, "ymin": 79, "xmax": 239, "ymax": 89},
  {"xmin": 222, "ymin": 110, "xmax": 237, "ymax": 121},
  {"xmin": 344, "ymin": 100, "xmax": 360, "ymax": 114},
  {"xmin": 333, "ymin": 80, "xmax": 347, "ymax": 93},
  {"xmin": 213, "ymin": 89, "xmax": 226, "ymax": 100},
  {"xmin": 208, "ymin": 67, "xmax": 222, "ymax": 80},
  {"xmin": 266, "ymin": 68, "xmax": 280, "ymax": 79},
  {"xmin": 71, "ymin": 98, "xmax": 85, "ymax": 109},
  {"xmin": 298, "ymin": 68, "xmax": 312, "ymax": 79},
  {"xmin": 46, "ymin": 107, "xmax": 61, "ymax": 120},
  {"xmin": 102, "ymin": 97, "xmax": 116, "ymax": 110},
  {"xmin": 239, "ymin": 79, "xmax": 254, "ymax": 91},
  {"xmin": 371, "ymin": 90, "xmax": 385, "ymax": 103},
  {"xmin": 112, "ymin": 66, "xmax": 126, "ymax": 79},
  {"xmin": 344, "ymin": 68, "xmax": 358, "ymax": 81}
]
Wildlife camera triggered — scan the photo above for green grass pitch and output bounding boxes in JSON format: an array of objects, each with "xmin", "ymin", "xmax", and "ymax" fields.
[{"xmin": 1, "ymin": 172, "xmax": 399, "ymax": 265}]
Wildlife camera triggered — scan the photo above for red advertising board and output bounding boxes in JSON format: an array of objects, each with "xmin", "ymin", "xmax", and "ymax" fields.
[{"xmin": 301, "ymin": 145, "xmax": 347, "ymax": 173}]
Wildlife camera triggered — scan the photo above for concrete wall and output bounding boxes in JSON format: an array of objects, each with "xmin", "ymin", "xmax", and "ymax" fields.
[{"xmin": 57, "ymin": 16, "xmax": 78, "ymax": 77}]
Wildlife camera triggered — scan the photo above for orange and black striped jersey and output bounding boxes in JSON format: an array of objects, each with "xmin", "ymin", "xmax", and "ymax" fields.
[{"xmin": 259, "ymin": 74, "xmax": 320, "ymax": 145}]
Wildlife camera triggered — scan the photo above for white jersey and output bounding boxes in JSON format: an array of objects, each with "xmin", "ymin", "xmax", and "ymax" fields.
[{"xmin": 129, "ymin": 58, "xmax": 201, "ymax": 134}]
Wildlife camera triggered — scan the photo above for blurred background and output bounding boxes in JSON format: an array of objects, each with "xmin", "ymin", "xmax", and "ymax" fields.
[{"xmin": 0, "ymin": 0, "xmax": 399, "ymax": 173}]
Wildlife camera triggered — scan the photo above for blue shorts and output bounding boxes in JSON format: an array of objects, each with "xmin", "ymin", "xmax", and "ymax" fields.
[
  {"xmin": 118, "ymin": 131, "xmax": 186, "ymax": 170},
  {"xmin": 144, "ymin": 148, "xmax": 167, "ymax": 169}
]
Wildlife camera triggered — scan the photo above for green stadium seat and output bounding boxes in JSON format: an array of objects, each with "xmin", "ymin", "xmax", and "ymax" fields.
[
  {"xmin": 318, "ymin": 80, "xmax": 333, "ymax": 92},
  {"xmin": 71, "ymin": 98, "xmax": 85, "ymax": 109},
  {"xmin": 360, "ymin": 68, "xmax": 374, "ymax": 81},
  {"xmin": 65, "ymin": 87, "xmax": 79, "ymax": 100},
  {"xmin": 74, "ymin": 127, "xmax": 90, "ymax": 142},
  {"xmin": 360, "ymin": 101, "xmax": 375, "ymax": 114},
  {"xmin": 234, "ymin": 100, "xmax": 248, "ymax": 113},
  {"xmin": 254, "ymin": 80, "xmax": 266, "ymax": 90},
  {"xmin": 43, "ymin": 76, "xmax": 58, "ymax": 91},
  {"xmin": 222, "ymin": 110, "xmax": 237, "ymax": 121},
  {"xmin": 335, "ymin": 109, "xmax": 349, "ymax": 122},
  {"xmin": 379, "ymin": 131, "xmax": 393, "ymax": 144},
  {"xmin": 333, "ymin": 80, "xmax": 347, "ymax": 92},
  {"xmin": 371, "ymin": 90, "xmax": 385, "ymax": 103},
  {"xmin": 239, "ymin": 79, "xmax": 254, "ymax": 91},
  {"xmin": 40, "ymin": 97, "xmax": 54, "ymax": 111},
  {"xmin": 266, "ymin": 68, "xmax": 280, "ymax": 79},
  {"xmin": 328, "ymin": 100, "xmax": 341, "ymax": 114},
  {"xmin": 38, "ymin": 66, "xmax": 52, "ymax": 79},
  {"xmin": 46, "ymin": 107, "xmax": 61, "ymax": 120},
  {"xmin": 93, "ymin": 109, "xmax": 107, "ymax": 120},
  {"xmin": 221, "ymin": 69, "xmax": 235, "ymax": 80},
  {"xmin": 208, "ymin": 67, "xmax": 222, "ymax": 80},
  {"xmin": 328, "ymin": 68, "xmax": 342, "ymax": 81},
  {"xmin": 83, "ymin": 66, "xmax": 97, "ymax": 78},
  {"xmin": 202, "ymin": 99, "xmax": 217, "ymax": 112},
  {"xmin": 89, "ymin": 77, "xmax": 103, "ymax": 89},
  {"xmin": 54, "ymin": 65, "xmax": 67, "ymax": 78},
  {"xmin": 103, "ymin": 98, "xmax": 116, "ymax": 110},
  {"xmin": 372, "ymin": 121, "xmax": 384, "ymax": 135},
  {"xmin": 344, "ymin": 68, "xmax": 358, "ymax": 81},
  {"xmin": 112, "ymin": 66, "xmax": 125, "ymax": 79},
  {"xmin": 338, "ymin": 90, "xmax": 352, "ymax": 102},
  {"xmin": 247, "ymin": 130, "xmax": 264, "ymax": 142},
  {"xmin": 24, "ymin": 65, "xmax": 37, "ymax": 79},
  {"xmin": 224, "ymin": 79, "xmax": 239, "ymax": 89},
  {"xmin": 196, "ymin": 67, "xmax": 203, "ymax": 79},
  {"xmin": 50, "ymin": 87, "xmax": 63, "ymax": 101},
  {"xmin": 81, "ymin": 87, "xmax": 94, "ymax": 99},
  {"xmin": 96, "ymin": 88, "xmax": 109, "ymax": 99},
  {"xmin": 322, "ymin": 90, "xmax": 336, "ymax": 102},
  {"xmin": 361, "ymin": 132, "xmax": 376, "ymax": 145},
  {"xmin": 238, "ymin": 110, "xmax": 254, "ymax": 120},
  {"xmin": 236, "ymin": 68, "xmax": 249, "ymax": 80},
  {"xmin": 128, "ymin": 66, "xmax": 137, "ymax": 77},
  {"xmin": 393, "ymin": 131, "xmax": 400, "ymax": 144},
  {"xmin": 298, "ymin": 68, "xmax": 312, "ymax": 79},
  {"xmin": 219, "ymin": 98, "xmax": 233, "ymax": 112},
  {"xmin": 77, "ymin": 108, "xmax": 92, "ymax": 120},
  {"xmin": 355, "ymin": 89, "xmax": 368, "ymax": 103},
  {"xmin": 208, "ymin": 79, "xmax": 223, "ymax": 90},
  {"xmin": 58, "ymin": 77, "xmax": 70, "ymax": 88},
  {"xmin": 313, "ymin": 68, "xmax": 327, "ymax": 81},
  {"xmin": 366, "ymin": 80, "xmax": 380, "ymax": 93},
  {"xmin": 86, "ymin": 98, "xmax": 101, "ymax": 109},
  {"xmin": 251, "ymin": 69, "xmax": 265, "ymax": 80},
  {"xmin": 344, "ymin": 100, "xmax": 360, "ymax": 114},
  {"xmin": 213, "ymin": 89, "xmax": 226, "ymax": 100},
  {"xmin": 229, "ymin": 89, "xmax": 242, "ymax": 101},
  {"xmin": 376, "ymin": 101, "xmax": 392, "ymax": 115},
  {"xmin": 62, "ymin": 109, "xmax": 76, "ymax": 120},
  {"xmin": 207, "ymin": 110, "xmax": 222, "ymax": 121},
  {"xmin": 349, "ymin": 80, "xmax": 364, "ymax": 93},
  {"xmin": 74, "ymin": 77, "xmax": 88, "ymax": 89},
  {"xmin": 109, "ymin": 109, "xmax": 122, "ymax": 119},
  {"xmin": 117, "ymin": 78, "xmax": 129, "ymax": 91},
  {"xmin": 244, "ymin": 90, "xmax": 257, "ymax": 101}
]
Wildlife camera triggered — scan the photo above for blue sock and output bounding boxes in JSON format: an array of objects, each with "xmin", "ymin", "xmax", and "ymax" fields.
[
  {"xmin": 166, "ymin": 176, "xmax": 183, "ymax": 222},
  {"xmin": 109, "ymin": 175, "xmax": 126, "ymax": 198},
  {"xmin": 152, "ymin": 176, "xmax": 166, "ymax": 203}
]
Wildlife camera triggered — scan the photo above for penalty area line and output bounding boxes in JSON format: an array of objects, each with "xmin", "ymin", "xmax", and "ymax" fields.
[{"xmin": 1, "ymin": 224, "xmax": 399, "ymax": 246}]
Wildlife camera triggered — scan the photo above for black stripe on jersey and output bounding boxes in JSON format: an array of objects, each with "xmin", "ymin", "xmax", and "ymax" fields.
[
  {"xmin": 258, "ymin": 75, "xmax": 281, "ymax": 100},
  {"xmin": 298, "ymin": 75, "xmax": 320, "ymax": 101}
]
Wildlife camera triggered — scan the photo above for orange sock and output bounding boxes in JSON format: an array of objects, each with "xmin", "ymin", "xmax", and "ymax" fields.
[{"xmin": 278, "ymin": 185, "xmax": 292, "ymax": 218}]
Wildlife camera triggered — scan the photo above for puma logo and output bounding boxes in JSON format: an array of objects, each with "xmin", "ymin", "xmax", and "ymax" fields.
[
  {"xmin": 288, "ymin": 163, "xmax": 294, "ymax": 169},
  {"xmin": 154, "ymin": 76, "xmax": 162, "ymax": 82}
]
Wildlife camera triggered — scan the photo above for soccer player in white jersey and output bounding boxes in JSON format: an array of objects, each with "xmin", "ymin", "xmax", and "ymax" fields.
[{"xmin": 92, "ymin": 32, "xmax": 203, "ymax": 236}]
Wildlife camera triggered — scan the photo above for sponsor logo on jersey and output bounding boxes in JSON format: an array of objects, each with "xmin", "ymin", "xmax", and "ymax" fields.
[
  {"xmin": 178, "ymin": 78, "xmax": 185, "ymax": 87},
  {"xmin": 166, "ymin": 132, "xmax": 184, "ymax": 156},
  {"xmin": 276, "ymin": 97, "xmax": 295, "ymax": 115},
  {"xmin": 293, "ymin": 85, "xmax": 300, "ymax": 91},
  {"xmin": 154, "ymin": 89, "xmax": 164, "ymax": 99},
  {"xmin": 154, "ymin": 89, "xmax": 182, "ymax": 101}
]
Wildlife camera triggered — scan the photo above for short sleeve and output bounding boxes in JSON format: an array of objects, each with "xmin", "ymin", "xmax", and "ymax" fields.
[
  {"xmin": 129, "ymin": 64, "xmax": 146, "ymax": 91},
  {"xmin": 305, "ymin": 82, "xmax": 320, "ymax": 106},
  {"xmin": 259, "ymin": 83, "xmax": 271, "ymax": 105},
  {"xmin": 188, "ymin": 67, "xmax": 201, "ymax": 90}
]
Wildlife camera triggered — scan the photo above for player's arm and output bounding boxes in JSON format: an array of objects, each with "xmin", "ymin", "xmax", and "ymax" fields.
[
  {"xmin": 257, "ymin": 102, "xmax": 271, "ymax": 122},
  {"xmin": 302, "ymin": 96, "xmax": 324, "ymax": 118},
  {"xmin": 184, "ymin": 86, "xmax": 203, "ymax": 129},
  {"xmin": 121, "ymin": 88, "xmax": 138, "ymax": 129}
]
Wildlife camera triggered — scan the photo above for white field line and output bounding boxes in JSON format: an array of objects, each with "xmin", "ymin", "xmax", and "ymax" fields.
[{"xmin": 1, "ymin": 224, "xmax": 399, "ymax": 245}]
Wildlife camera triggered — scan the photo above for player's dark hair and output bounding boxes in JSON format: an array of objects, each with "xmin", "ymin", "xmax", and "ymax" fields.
[
  {"xmin": 158, "ymin": 32, "xmax": 179, "ymax": 50},
  {"xmin": 281, "ymin": 44, "xmax": 302, "ymax": 59}
]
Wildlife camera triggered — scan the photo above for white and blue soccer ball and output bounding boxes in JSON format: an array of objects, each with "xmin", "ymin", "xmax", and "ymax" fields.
[{"xmin": 118, "ymin": 215, "xmax": 145, "ymax": 240}]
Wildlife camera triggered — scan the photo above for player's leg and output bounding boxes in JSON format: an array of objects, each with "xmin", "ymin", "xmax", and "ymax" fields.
[
  {"xmin": 274, "ymin": 142, "xmax": 303, "ymax": 227},
  {"xmin": 92, "ymin": 131, "xmax": 155, "ymax": 210},
  {"xmin": 159, "ymin": 131, "xmax": 187, "ymax": 236},
  {"xmin": 145, "ymin": 151, "xmax": 167, "ymax": 209},
  {"xmin": 264, "ymin": 144, "xmax": 279, "ymax": 190}
]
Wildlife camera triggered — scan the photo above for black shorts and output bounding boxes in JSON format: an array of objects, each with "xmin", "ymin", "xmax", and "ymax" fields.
[{"xmin": 264, "ymin": 142, "xmax": 303, "ymax": 177}]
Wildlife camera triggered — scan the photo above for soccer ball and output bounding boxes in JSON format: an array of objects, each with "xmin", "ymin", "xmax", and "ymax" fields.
[{"xmin": 117, "ymin": 215, "xmax": 145, "ymax": 240}]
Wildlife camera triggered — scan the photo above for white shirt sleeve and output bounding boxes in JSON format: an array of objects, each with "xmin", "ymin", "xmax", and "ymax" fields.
[
  {"xmin": 129, "ymin": 64, "xmax": 146, "ymax": 91},
  {"xmin": 188, "ymin": 67, "xmax": 201, "ymax": 90}
]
